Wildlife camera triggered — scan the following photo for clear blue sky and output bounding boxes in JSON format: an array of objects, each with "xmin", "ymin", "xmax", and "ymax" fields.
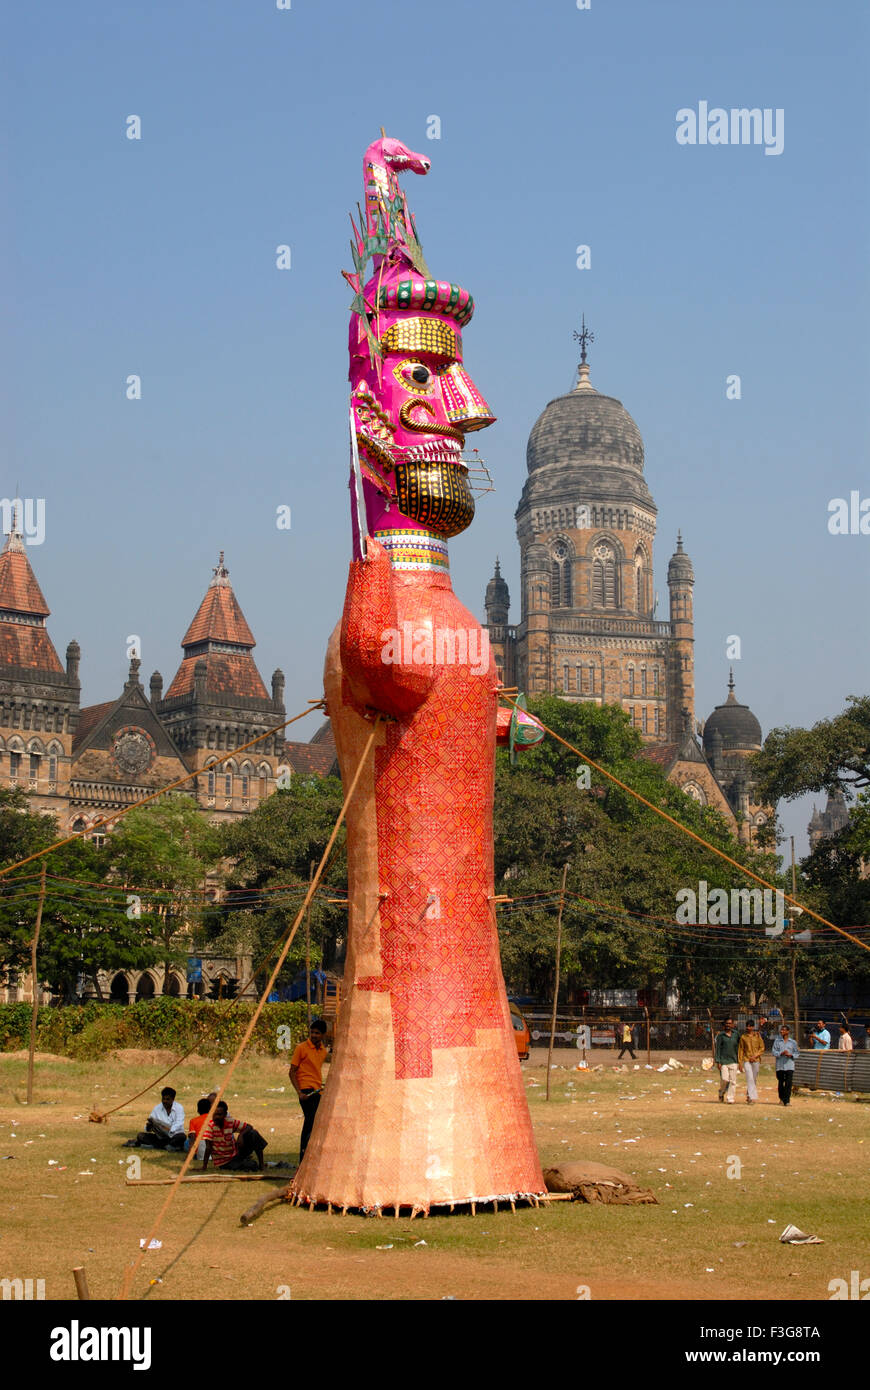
[{"xmin": 3, "ymin": 0, "xmax": 868, "ymax": 859}]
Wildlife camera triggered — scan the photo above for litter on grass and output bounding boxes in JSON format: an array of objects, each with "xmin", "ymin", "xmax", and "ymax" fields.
[{"xmin": 780, "ymin": 1224, "xmax": 823, "ymax": 1245}]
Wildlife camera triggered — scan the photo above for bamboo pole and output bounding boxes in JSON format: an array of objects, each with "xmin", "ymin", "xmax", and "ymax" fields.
[
  {"xmin": 26, "ymin": 862, "xmax": 47, "ymax": 1105},
  {"xmin": 644, "ymin": 1004, "xmax": 650, "ymax": 1065},
  {"xmin": 790, "ymin": 837, "xmax": 801, "ymax": 1040},
  {"xmin": 127, "ymin": 1172, "xmax": 279, "ymax": 1187},
  {"xmin": 72, "ymin": 1266, "xmax": 90, "ymax": 1300},
  {"xmin": 545, "ymin": 864, "xmax": 570, "ymax": 1102},
  {"xmin": 306, "ymin": 859, "xmax": 314, "ymax": 1028}
]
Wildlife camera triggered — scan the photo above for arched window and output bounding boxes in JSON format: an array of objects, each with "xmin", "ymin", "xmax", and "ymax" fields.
[
  {"xmin": 634, "ymin": 547, "xmax": 646, "ymax": 613},
  {"xmin": 224, "ymin": 772, "xmax": 232, "ymax": 798},
  {"xmin": 551, "ymin": 542, "xmax": 572, "ymax": 608},
  {"xmin": 592, "ymin": 542, "xmax": 618, "ymax": 608},
  {"xmin": 588, "ymin": 662, "xmax": 596, "ymax": 694},
  {"xmin": 642, "ymin": 707, "xmax": 648, "ymax": 733},
  {"xmin": 48, "ymin": 755, "xmax": 57, "ymax": 784},
  {"xmin": 562, "ymin": 664, "xmax": 570, "ymax": 691},
  {"xmin": 641, "ymin": 665, "xmax": 647, "ymax": 696},
  {"xmin": 628, "ymin": 664, "xmax": 635, "ymax": 697},
  {"xmin": 653, "ymin": 667, "xmax": 660, "ymax": 695},
  {"xmin": 654, "ymin": 706, "xmax": 661, "ymax": 736}
]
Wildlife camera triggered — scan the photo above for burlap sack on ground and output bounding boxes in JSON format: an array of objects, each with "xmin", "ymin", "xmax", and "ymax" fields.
[{"xmin": 543, "ymin": 1161, "xmax": 658, "ymax": 1205}]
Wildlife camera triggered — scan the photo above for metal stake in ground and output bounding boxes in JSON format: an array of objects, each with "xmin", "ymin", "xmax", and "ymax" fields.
[
  {"xmin": 546, "ymin": 863, "xmax": 569, "ymax": 1102},
  {"xmin": 26, "ymin": 861, "xmax": 47, "ymax": 1105}
]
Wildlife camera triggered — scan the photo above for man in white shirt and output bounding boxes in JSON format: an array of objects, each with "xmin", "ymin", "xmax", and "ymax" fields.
[
  {"xmin": 838, "ymin": 1025, "xmax": 853, "ymax": 1052},
  {"xmin": 135, "ymin": 1086, "xmax": 186, "ymax": 1150}
]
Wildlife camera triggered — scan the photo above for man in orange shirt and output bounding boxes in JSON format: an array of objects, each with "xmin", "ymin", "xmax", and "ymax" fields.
[{"xmin": 289, "ymin": 1019, "xmax": 328, "ymax": 1161}]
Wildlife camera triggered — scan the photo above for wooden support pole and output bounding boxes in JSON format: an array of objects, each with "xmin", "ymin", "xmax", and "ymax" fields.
[
  {"xmin": 306, "ymin": 859, "xmax": 314, "ymax": 1029},
  {"xmin": 644, "ymin": 1004, "xmax": 651, "ymax": 1066},
  {"xmin": 26, "ymin": 862, "xmax": 47, "ymax": 1105},
  {"xmin": 72, "ymin": 1266, "xmax": 90, "ymax": 1301},
  {"xmin": 546, "ymin": 863, "xmax": 570, "ymax": 1101},
  {"xmin": 127, "ymin": 1173, "xmax": 277, "ymax": 1187}
]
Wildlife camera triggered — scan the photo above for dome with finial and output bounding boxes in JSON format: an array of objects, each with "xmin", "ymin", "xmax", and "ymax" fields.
[
  {"xmin": 523, "ymin": 325, "xmax": 653, "ymax": 510},
  {"xmin": 667, "ymin": 532, "xmax": 694, "ymax": 583},
  {"xmin": 702, "ymin": 670, "xmax": 762, "ymax": 755},
  {"xmin": 485, "ymin": 557, "xmax": 510, "ymax": 621}
]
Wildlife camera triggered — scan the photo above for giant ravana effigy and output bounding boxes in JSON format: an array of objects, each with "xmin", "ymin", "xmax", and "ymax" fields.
[{"xmin": 289, "ymin": 135, "xmax": 546, "ymax": 1214}]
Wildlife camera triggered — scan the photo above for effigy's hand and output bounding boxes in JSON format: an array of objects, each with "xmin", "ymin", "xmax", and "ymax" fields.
[{"xmin": 340, "ymin": 538, "xmax": 432, "ymax": 718}]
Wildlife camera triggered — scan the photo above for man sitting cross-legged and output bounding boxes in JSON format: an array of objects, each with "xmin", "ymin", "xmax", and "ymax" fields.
[
  {"xmin": 201, "ymin": 1101, "xmax": 267, "ymax": 1172},
  {"xmin": 135, "ymin": 1087, "xmax": 186, "ymax": 1150}
]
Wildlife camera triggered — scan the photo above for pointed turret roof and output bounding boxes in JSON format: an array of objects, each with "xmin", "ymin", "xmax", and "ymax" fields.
[
  {"xmin": 180, "ymin": 551, "xmax": 256, "ymax": 648},
  {"xmin": 0, "ymin": 523, "xmax": 63, "ymax": 672},
  {"xmin": 165, "ymin": 553, "xmax": 269, "ymax": 701}
]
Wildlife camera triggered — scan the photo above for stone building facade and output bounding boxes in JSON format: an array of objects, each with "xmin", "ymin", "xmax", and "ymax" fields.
[
  {"xmin": 0, "ymin": 525, "xmax": 336, "ymax": 1003},
  {"xmin": 484, "ymin": 350, "xmax": 769, "ymax": 843}
]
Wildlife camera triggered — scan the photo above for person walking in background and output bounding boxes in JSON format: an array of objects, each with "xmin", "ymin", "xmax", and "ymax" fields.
[
  {"xmin": 838, "ymin": 1024, "xmax": 853, "ymax": 1052},
  {"xmin": 809, "ymin": 1020, "xmax": 831, "ymax": 1050},
  {"xmin": 738, "ymin": 1019, "xmax": 765, "ymax": 1104},
  {"xmin": 773, "ymin": 1025, "xmax": 800, "ymax": 1106},
  {"xmin": 715, "ymin": 1017, "xmax": 740, "ymax": 1103},
  {"xmin": 618, "ymin": 1020, "xmax": 636, "ymax": 1060},
  {"xmin": 290, "ymin": 1018, "xmax": 329, "ymax": 1162}
]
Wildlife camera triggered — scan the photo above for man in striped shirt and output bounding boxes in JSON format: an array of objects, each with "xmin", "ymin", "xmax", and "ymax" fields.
[{"xmin": 201, "ymin": 1101, "xmax": 267, "ymax": 1172}]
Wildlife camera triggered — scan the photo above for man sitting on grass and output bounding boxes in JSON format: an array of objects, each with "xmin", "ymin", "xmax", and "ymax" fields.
[
  {"xmin": 201, "ymin": 1101, "xmax": 267, "ymax": 1172},
  {"xmin": 135, "ymin": 1087, "xmax": 186, "ymax": 1150}
]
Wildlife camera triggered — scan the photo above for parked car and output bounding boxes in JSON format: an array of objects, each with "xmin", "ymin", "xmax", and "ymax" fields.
[{"xmin": 510, "ymin": 1002, "xmax": 530, "ymax": 1061}]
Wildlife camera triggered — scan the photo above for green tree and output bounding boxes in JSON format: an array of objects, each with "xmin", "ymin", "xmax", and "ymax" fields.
[
  {"xmin": 753, "ymin": 695, "xmax": 870, "ymax": 803},
  {"xmin": 752, "ymin": 697, "xmax": 870, "ymax": 1001},
  {"xmin": 206, "ymin": 775, "xmax": 348, "ymax": 990},
  {"xmin": 105, "ymin": 795, "xmax": 222, "ymax": 992},
  {"xmin": 0, "ymin": 789, "xmax": 162, "ymax": 1001},
  {"xmin": 495, "ymin": 697, "xmax": 786, "ymax": 1007}
]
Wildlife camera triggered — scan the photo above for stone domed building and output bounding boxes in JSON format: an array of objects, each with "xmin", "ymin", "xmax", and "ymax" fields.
[
  {"xmin": 701, "ymin": 670, "xmax": 769, "ymax": 840},
  {"xmin": 484, "ymin": 337, "xmax": 768, "ymax": 843}
]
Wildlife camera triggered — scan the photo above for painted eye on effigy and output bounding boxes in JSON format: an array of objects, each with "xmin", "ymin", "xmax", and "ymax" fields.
[{"xmin": 392, "ymin": 359, "xmax": 438, "ymax": 394}]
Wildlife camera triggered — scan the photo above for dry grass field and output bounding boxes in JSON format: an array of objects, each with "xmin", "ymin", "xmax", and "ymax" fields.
[{"xmin": 1, "ymin": 1048, "xmax": 867, "ymax": 1302}]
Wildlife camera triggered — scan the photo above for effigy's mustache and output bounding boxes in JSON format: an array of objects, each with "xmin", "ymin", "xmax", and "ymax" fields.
[{"xmin": 398, "ymin": 399, "xmax": 465, "ymax": 441}]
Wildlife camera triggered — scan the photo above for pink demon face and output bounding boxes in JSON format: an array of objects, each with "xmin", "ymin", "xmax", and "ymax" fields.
[{"xmin": 350, "ymin": 300, "xmax": 495, "ymax": 539}]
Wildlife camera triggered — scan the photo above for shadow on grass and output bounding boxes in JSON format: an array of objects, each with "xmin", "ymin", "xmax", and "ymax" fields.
[{"xmin": 142, "ymin": 1186, "xmax": 232, "ymax": 1297}]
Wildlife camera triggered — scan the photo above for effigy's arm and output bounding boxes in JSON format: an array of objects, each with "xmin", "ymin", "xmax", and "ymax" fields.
[{"xmin": 339, "ymin": 538, "xmax": 434, "ymax": 719}]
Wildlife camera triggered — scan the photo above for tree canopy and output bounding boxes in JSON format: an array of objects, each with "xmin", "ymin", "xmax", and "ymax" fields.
[
  {"xmin": 0, "ymin": 789, "xmax": 163, "ymax": 1001},
  {"xmin": 753, "ymin": 695, "xmax": 870, "ymax": 803},
  {"xmin": 204, "ymin": 775, "xmax": 348, "ymax": 990},
  {"xmin": 494, "ymin": 697, "xmax": 789, "ymax": 1006}
]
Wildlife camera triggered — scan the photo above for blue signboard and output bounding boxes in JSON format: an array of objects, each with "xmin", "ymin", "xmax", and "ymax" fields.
[{"xmin": 186, "ymin": 956, "xmax": 202, "ymax": 983}]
